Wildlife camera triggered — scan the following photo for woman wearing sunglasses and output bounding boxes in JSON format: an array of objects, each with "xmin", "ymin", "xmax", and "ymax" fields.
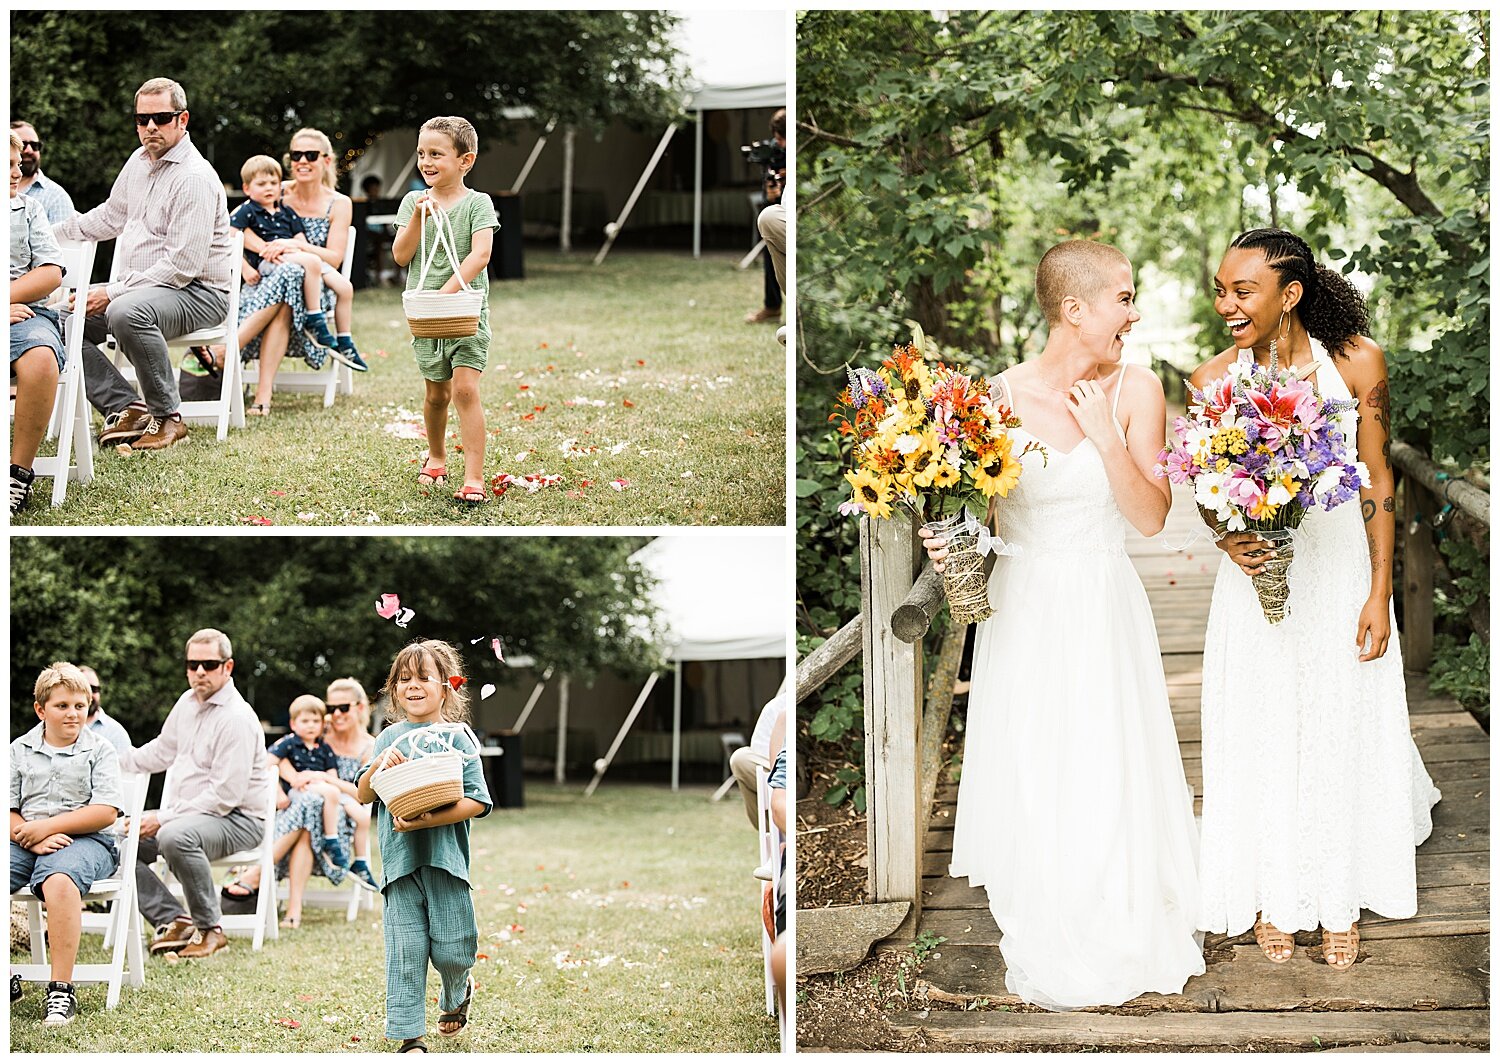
[
  {"xmin": 229, "ymin": 128, "xmax": 355, "ymax": 415},
  {"xmin": 222, "ymin": 676, "xmax": 380, "ymax": 919}
]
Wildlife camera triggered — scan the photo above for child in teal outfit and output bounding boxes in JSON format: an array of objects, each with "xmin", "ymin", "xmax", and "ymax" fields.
[
  {"xmin": 357, "ymin": 638, "xmax": 491, "ymax": 1052},
  {"xmin": 390, "ymin": 116, "xmax": 498, "ymax": 507}
]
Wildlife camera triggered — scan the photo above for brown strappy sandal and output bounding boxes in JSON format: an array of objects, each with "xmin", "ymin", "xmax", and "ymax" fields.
[
  {"xmin": 1321, "ymin": 924, "xmax": 1359, "ymax": 972},
  {"xmin": 1253, "ymin": 916, "xmax": 1294, "ymax": 963}
]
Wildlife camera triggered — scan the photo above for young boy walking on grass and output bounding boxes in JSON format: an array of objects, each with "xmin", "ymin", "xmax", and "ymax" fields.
[
  {"xmin": 391, "ymin": 116, "xmax": 497, "ymax": 507},
  {"xmin": 10, "ymin": 662, "xmax": 124, "ymax": 1027}
]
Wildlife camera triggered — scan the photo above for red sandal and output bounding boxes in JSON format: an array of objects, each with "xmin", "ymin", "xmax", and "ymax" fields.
[
  {"xmin": 453, "ymin": 484, "xmax": 487, "ymax": 506},
  {"xmin": 417, "ymin": 450, "xmax": 447, "ymax": 487}
]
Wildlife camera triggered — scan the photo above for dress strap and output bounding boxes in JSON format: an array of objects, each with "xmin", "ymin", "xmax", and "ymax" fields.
[{"xmin": 1111, "ymin": 363, "xmax": 1129, "ymax": 416}]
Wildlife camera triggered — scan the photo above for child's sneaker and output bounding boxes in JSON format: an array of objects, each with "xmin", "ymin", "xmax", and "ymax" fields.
[
  {"xmin": 41, "ymin": 981, "xmax": 77, "ymax": 1027},
  {"xmin": 301, "ymin": 311, "xmax": 338, "ymax": 349},
  {"xmin": 348, "ymin": 859, "xmax": 380, "ymax": 892},
  {"xmin": 11, "ymin": 464, "xmax": 36, "ymax": 516},
  {"xmin": 320, "ymin": 835, "xmax": 351, "ymax": 869},
  {"xmin": 329, "ymin": 338, "xmax": 370, "ymax": 373}
]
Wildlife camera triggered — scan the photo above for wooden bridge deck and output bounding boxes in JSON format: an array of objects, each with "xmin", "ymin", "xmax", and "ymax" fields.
[{"xmin": 894, "ymin": 484, "xmax": 1490, "ymax": 1051}]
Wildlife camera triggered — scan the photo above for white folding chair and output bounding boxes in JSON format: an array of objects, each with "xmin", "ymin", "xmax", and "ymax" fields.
[
  {"xmin": 239, "ymin": 225, "xmax": 359, "ymax": 407},
  {"xmin": 11, "ymin": 773, "xmax": 148, "ymax": 1008},
  {"xmin": 156, "ymin": 767, "xmax": 278, "ymax": 948},
  {"xmin": 7, "ymin": 238, "xmax": 98, "ymax": 507},
  {"xmin": 277, "ymin": 789, "xmax": 377, "ymax": 922},
  {"xmin": 105, "ymin": 231, "xmax": 247, "ymax": 439}
]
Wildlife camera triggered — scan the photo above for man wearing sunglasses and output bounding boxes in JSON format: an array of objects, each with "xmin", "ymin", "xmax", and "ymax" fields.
[
  {"xmin": 52, "ymin": 77, "xmax": 234, "ymax": 452},
  {"xmin": 76, "ymin": 665, "xmax": 131, "ymax": 753},
  {"xmin": 116, "ymin": 628, "xmax": 272, "ymax": 960},
  {"xmin": 8, "ymin": 120, "xmax": 74, "ymax": 224}
]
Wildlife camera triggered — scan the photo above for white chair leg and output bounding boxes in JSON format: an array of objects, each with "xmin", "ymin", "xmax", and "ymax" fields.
[
  {"xmin": 126, "ymin": 893, "xmax": 146, "ymax": 988},
  {"xmin": 28, "ymin": 897, "xmax": 47, "ymax": 965}
]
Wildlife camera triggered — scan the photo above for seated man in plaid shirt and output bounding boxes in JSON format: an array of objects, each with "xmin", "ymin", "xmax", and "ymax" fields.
[{"xmin": 53, "ymin": 76, "xmax": 235, "ymax": 453}]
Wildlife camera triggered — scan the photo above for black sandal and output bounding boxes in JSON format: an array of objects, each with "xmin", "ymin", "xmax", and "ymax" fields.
[
  {"xmin": 397, "ymin": 1037, "xmax": 428, "ymax": 1053},
  {"xmin": 437, "ymin": 974, "xmax": 473, "ymax": 1037}
]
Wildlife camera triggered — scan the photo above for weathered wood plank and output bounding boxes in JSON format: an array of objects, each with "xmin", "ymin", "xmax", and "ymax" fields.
[
  {"xmin": 916, "ymin": 935, "xmax": 1488, "ymax": 1013},
  {"xmin": 796, "ymin": 902, "xmax": 911, "ymax": 976},
  {"xmin": 860, "ymin": 515, "xmax": 923, "ymax": 930},
  {"xmin": 886, "ymin": 1008, "xmax": 1490, "ymax": 1050},
  {"xmin": 915, "ymin": 903, "xmax": 1488, "ymax": 949}
]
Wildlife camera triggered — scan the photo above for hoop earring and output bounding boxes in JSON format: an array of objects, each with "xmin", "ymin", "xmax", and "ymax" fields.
[{"xmin": 1268, "ymin": 310, "xmax": 1289, "ymax": 373}]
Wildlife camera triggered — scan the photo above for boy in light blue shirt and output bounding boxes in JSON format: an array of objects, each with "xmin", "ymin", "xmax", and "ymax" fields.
[{"xmin": 10, "ymin": 662, "xmax": 124, "ymax": 1027}]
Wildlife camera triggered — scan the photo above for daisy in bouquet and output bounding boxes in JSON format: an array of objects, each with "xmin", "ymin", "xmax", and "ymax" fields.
[
  {"xmin": 831, "ymin": 328, "xmax": 1044, "ymax": 623},
  {"xmin": 1156, "ymin": 357, "xmax": 1367, "ymax": 623}
]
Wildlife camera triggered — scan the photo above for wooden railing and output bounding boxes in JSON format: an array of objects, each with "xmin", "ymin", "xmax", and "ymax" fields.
[
  {"xmin": 797, "ymin": 514, "xmax": 957, "ymax": 937},
  {"xmin": 1394, "ymin": 439, "xmax": 1490, "ymax": 669}
]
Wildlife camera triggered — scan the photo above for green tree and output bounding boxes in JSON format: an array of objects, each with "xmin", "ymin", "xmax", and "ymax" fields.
[
  {"xmin": 11, "ymin": 536, "xmax": 661, "ymax": 739},
  {"xmin": 797, "ymin": 10, "xmax": 1490, "ymax": 732},
  {"xmin": 12, "ymin": 11, "xmax": 686, "ymax": 210}
]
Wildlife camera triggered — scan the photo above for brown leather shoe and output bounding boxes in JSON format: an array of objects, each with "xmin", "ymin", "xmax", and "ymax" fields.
[
  {"xmin": 177, "ymin": 926, "xmax": 228, "ymax": 959},
  {"xmin": 744, "ymin": 306, "xmax": 779, "ymax": 324},
  {"xmin": 98, "ymin": 406, "xmax": 153, "ymax": 446},
  {"xmin": 129, "ymin": 414, "xmax": 188, "ymax": 451},
  {"xmin": 149, "ymin": 920, "xmax": 197, "ymax": 954}
]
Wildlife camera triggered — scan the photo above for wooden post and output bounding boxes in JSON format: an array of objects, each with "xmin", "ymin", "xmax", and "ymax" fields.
[
  {"xmin": 860, "ymin": 514, "xmax": 923, "ymax": 936},
  {"xmin": 1402, "ymin": 474, "xmax": 1435, "ymax": 670}
]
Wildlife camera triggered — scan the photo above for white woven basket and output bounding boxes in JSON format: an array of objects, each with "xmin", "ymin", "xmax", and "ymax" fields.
[
  {"xmin": 402, "ymin": 201, "xmax": 485, "ymax": 339},
  {"xmin": 371, "ymin": 723, "xmax": 481, "ymax": 820}
]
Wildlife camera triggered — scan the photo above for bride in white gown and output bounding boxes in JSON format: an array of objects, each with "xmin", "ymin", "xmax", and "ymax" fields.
[
  {"xmin": 923, "ymin": 240, "xmax": 1204, "ymax": 1010},
  {"xmin": 1192, "ymin": 229, "xmax": 1439, "ymax": 971}
]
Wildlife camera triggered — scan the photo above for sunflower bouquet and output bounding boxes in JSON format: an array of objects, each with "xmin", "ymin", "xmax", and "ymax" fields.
[
  {"xmin": 1155, "ymin": 357, "xmax": 1366, "ymax": 624},
  {"xmin": 830, "ymin": 332, "xmax": 1043, "ymax": 623}
]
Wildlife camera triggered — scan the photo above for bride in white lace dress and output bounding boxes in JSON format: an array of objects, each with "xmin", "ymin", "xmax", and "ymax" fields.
[
  {"xmin": 923, "ymin": 241, "xmax": 1204, "ymax": 1010},
  {"xmin": 1192, "ymin": 229, "xmax": 1440, "ymax": 971}
]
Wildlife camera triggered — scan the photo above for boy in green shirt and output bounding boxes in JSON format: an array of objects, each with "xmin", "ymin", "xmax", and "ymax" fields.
[{"xmin": 391, "ymin": 115, "xmax": 498, "ymax": 507}]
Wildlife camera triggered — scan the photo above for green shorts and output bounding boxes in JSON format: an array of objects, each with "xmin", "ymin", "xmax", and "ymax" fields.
[{"xmin": 412, "ymin": 325, "xmax": 489, "ymax": 381}]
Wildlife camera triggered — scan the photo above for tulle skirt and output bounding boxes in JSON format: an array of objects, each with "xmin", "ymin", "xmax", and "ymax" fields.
[{"xmin": 950, "ymin": 550, "xmax": 1205, "ymax": 1009}]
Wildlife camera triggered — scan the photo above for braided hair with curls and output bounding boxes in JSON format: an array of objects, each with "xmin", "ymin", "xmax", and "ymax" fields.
[{"xmin": 1229, "ymin": 228, "xmax": 1370, "ymax": 356}]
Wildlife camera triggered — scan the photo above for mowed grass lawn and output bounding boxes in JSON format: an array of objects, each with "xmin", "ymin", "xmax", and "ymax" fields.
[
  {"xmin": 16, "ymin": 251, "xmax": 786, "ymax": 527},
  {"xmin": 10, "ymin": 784, "xmax": 777, "ymax": 1053}
]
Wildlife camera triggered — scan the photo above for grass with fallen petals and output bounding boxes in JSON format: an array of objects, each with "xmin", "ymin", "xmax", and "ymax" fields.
[{"xmin": 15, "ymin": 251, "xmax": 785, "ymax": 527}]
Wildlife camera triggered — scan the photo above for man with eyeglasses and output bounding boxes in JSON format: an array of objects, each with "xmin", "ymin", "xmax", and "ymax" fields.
[
  {"xmin": 75, "ymin": 666, "xmax": 131, "ymax": 753},
  {"xmin": 52, "ymin": 76, "xmax": 234, "ymax": 453},
  {"xmin": 116, "ymin": 628, "xmax": 271, "ymax": 960},
  {"xmin": 8, "ymin": 121, "xmax": 74, "ymax": 224}
]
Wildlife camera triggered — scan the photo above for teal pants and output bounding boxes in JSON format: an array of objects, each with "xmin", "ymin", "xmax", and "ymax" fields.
[{"xmin": 382, "ymin": 866, "xmax": 476, "ymax": 1039}]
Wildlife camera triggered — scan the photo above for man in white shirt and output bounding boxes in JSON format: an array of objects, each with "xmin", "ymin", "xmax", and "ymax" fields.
[{"xmin": 119, "ymin": 628, "xmax": 271, "ymax": 960}]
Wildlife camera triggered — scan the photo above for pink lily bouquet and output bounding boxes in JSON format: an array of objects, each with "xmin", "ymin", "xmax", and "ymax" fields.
[{"xmin": 1155, "ymin": 358, "xmax": 1367, "ymax": 624}]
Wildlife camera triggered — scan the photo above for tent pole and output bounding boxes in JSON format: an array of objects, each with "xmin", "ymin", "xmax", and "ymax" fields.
[
  {"xmin": 584, "ymin": 670, "xmax": 661, "ymax": 796},
  {"xmin": 554, "ymin": 674, "xmax": 569, "ymax": 785},
  {"xmin": 593, "ymin": 121, "xmax": 680, "ymax": 266},
  {"xmin": 736, "ymin": 238, "xmax": 767, "ymax": 271},
  {"xmin": 510, "ymin": 117, "xmax": 558, "ymax": 194},
  {"xmin": 692, "ymin": 110, "xmax": 704, "ymax": 260},
  {"xmin": 560, "ymin": 126, "xmax": 575, "ymax": 253},
  {"xmin": 671, "ymin": 663, "xmax": 683, "ymax": 791},
  {"xmin": 391, "ymin": 148, "xmax": 419, "ymax": 194},
  {"xmin": 511, "ymin": 664, "xmax": 554, "ymax": 733}
]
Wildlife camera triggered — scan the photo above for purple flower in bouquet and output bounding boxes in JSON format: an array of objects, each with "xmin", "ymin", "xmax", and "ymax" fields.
[
  {"xmin": 1160, "ymin": 447, "xmax": 1201, "ymax": 485},
  {"xmin": 847, "ymin": 367, "xmax": 888, "ymax": 410}
]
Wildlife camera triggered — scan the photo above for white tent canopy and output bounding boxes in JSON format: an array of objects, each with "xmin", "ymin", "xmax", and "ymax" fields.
[
  {"xmin": 587, "ymin": 534, "xmax": 786, "ymax": 793},
  {"xmin": 631, "ymin": 534, "xmax": 786, "ymax": 661},
  {"xmin": 594, "ymin": 10, "xmax": 786, "ymax": 263}
]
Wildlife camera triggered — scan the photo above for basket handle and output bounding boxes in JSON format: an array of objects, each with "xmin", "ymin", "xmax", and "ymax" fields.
[
  {"xmin": 413, "ymin": 196, "xmax": 480, "ymax": 294},
  {"xmin": 380, "ymin": 721, "xmax": 482, "ymax": 769}
]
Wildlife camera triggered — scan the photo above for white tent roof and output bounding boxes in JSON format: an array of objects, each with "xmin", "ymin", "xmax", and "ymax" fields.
[
  {"xmin": 676, "ymin": 9, "xmax": 785, "ymax": 111},
  {"xmin": 630, "ymin": 535, "xmax": 786, "ymax": 661}
]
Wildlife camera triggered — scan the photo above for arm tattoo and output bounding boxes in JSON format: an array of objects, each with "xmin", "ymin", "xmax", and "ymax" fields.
[
  {"xmin": 1362, "ymin": 498, "xmax": 1376, "ymax": 523},
  {"xmin": 1366, "ymin": 379, "xmax": 1391, "ymax": 470},
  {"xmin": 1367, "ymin": 531, "xmax": 1381, "ymax": 568},
  {"xmin": 1383, "ymin": 496, "xmax": 1394, "ymax": 512}
]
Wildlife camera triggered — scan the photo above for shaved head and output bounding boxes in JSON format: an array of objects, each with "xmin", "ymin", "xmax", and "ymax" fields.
[{"xmin": 1035, "ymin": 240, "xmax": 1132, "ymax": 325}]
